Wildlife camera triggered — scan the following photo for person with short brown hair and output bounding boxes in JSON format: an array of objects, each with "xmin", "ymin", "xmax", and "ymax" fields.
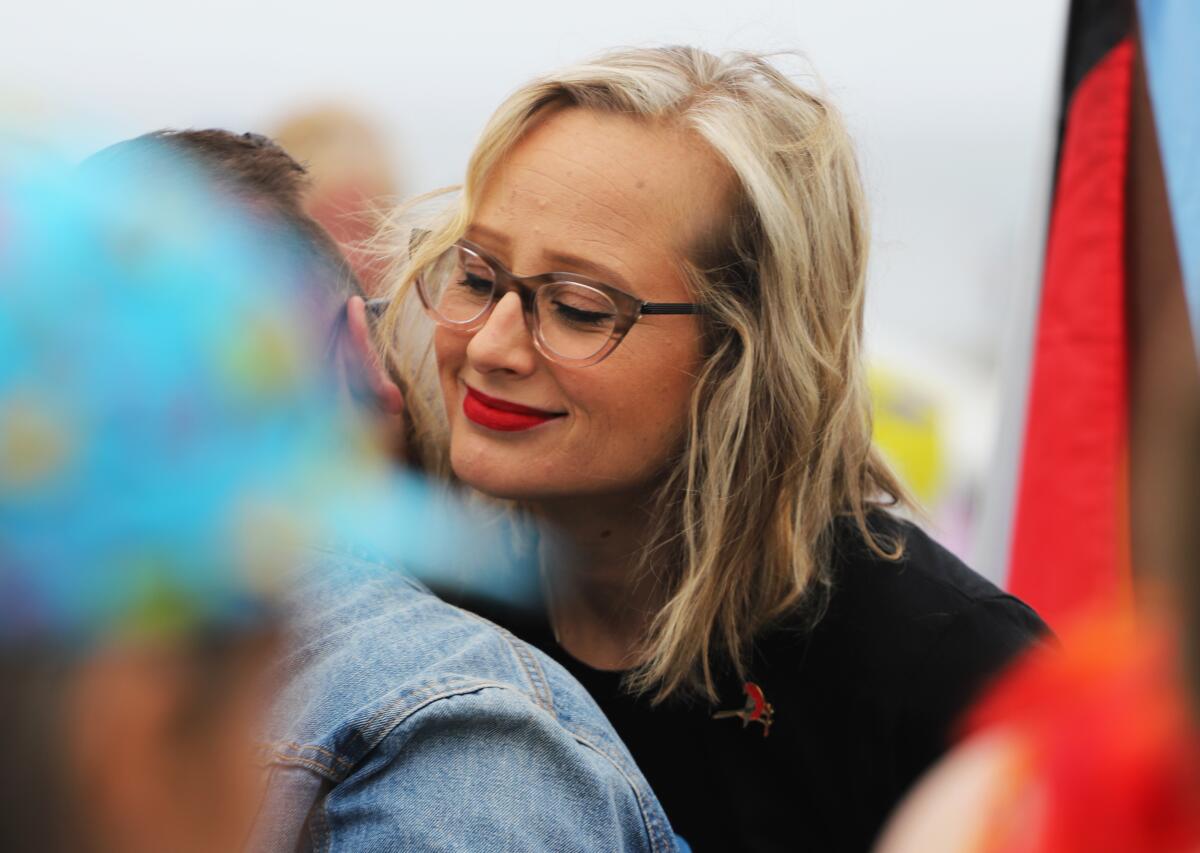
[
  {"xmin": 87, "ymin": 128, "xmax": 364, "ymax": 303},
  {"xmin": 72, "ymin": 127, "xmax": 679, "ymax": 853}
]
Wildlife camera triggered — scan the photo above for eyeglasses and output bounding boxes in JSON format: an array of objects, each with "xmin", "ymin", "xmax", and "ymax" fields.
[{"xmin": 376, "ymin": 239, "xmax": 703, "ymax": 367}]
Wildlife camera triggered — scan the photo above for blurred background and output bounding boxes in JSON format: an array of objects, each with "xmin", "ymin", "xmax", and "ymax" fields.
[{"xmin": 0, "ymin": 0, "xmax": 1072, "ymax": 581}]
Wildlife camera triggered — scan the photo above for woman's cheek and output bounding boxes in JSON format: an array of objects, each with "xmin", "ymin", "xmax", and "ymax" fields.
[{"xmin": 434, "ymin": 332, "xmax": 465, "ymax": 417}]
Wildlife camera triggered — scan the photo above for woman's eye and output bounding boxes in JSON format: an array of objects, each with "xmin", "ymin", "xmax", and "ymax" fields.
[
  {"xmin": 551, "ymin": 300, "xmax": 614, "ymax": 327},
  {"xmin": 458, "ymin": 272, "xmax": 494, "ymax": 294}
]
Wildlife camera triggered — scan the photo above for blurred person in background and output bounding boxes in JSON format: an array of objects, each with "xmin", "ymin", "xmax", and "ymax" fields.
[
  {"xmin": 83, "ymin": 129, "xmax": 683, "ymax": 852},
  {"xmin": 270, "ymin": 110, "xmax": 412, "ymax": 459},
  {"xmin": 89, "ymin": 128, "xmax": 409, "ymax": 460},
  {"xmin": 0, "ymin": 144, "xmax": 336, "ymax": 852},
  {"xmin": 273, "ymin": 106, "xmax": 400, "ymax": 294},
  {"xmin": 349, "ymin": 46, "xmax": 1051, "ymax": 851},
  {"xmin": 0, "ymin": 616, "xmax": 276, "ymax": 852}
]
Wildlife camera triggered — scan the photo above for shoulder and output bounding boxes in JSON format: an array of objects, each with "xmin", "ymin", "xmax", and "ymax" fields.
[
  {"xmin": 818, "ymin": 514, "xmax": 1050, "ymax": 745},
  {"xmin": 306, "ymin": 683, "xmax": 675, "ymax": 852},
  {"xmin": 822, "ymin": 512, "xmax": 1050, "ymax": 653},
  {"xmin": 269, "ymin": 544, "xmax": 637, "ymax": 758},
  {"xmin": 267, "ymin": 545, "xmax": 553, "ymax": 746},
  {"xmin": 259, "ymin": 546, "xmax": 676, "ymax": 852},
  {"xmin": 760, "ymin": 513, "xmax": 1050, "ymax": 745}
]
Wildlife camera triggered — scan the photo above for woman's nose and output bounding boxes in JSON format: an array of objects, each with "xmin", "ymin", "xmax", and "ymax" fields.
[{"xmin": 465, "ymin": 291, "xmax": 539, "ymax": 376}]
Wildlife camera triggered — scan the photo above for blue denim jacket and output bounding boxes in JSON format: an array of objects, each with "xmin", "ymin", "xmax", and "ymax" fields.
[{"xmin": 250, "ymin": 545, "xmax": 679, "ymax": 852}]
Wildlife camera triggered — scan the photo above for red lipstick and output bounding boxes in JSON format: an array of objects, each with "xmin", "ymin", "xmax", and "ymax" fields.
[{"xmin": 462, "ymin": 385, "xmax": 564, "ymax": 432}]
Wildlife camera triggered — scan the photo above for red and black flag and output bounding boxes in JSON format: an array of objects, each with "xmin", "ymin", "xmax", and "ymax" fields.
[{"xmin": 1007, "ymin": 0, "xmax": 1135, "ymax": 626}]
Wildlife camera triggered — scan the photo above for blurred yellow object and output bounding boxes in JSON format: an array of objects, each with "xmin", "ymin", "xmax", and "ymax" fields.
[
  {"xmin": 869, "ymin": 367, "xmax": 946, "ymax": 505},
  {"xmin": 0, "ymin": 395, "xmax": 73, "ymax": 492},
  {"xmin": 219, "ymin": 313, "xmax": 307, "ymax": 399}
]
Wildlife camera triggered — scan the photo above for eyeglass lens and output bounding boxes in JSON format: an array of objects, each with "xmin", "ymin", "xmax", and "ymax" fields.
[{"xmin": 420, "ymin": 245, "xmax": 620, "ymax": 361}]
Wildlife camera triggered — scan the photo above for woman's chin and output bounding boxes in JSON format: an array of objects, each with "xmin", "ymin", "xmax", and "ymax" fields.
[
  {"xmin": 458, "ymin": 475, "xmax": 554, "ymax": 504},
  {"xmin": 449, "ymin": 448, "xmax": 545, "ymax": 502}
]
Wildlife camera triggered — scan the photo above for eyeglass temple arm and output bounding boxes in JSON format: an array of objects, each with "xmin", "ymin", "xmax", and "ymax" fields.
[
  {"xmin": 361, "ymin": 228, "xmax": 433, "ymax": 319},
  {"xmin": 639, "ymin": 303, "xmax": 704, "ymax": 315},
  {"xmin": 364, "ymin": 297, "xmax": 390, "ymax": 317}
]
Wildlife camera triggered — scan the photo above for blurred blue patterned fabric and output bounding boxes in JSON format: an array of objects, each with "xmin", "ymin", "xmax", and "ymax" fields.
[{"xmin": 0, "ymin": 141, "xmax": 532, "ymax": 644}]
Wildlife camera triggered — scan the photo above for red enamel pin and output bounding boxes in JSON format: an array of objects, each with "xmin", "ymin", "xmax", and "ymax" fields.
[{"xmin": 712, "ymin": 681, "xmax": 774, "ymax": 737}]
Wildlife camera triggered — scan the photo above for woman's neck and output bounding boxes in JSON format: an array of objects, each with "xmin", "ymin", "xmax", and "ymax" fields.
[{"xmin": 531, "ymin": 493, "xmax": 663, "ymax": 672}]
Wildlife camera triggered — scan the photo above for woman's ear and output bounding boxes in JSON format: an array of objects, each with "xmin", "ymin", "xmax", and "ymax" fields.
[{"xmin": 344, "ymin": 295, "xmax": 405, "ymax": 416}]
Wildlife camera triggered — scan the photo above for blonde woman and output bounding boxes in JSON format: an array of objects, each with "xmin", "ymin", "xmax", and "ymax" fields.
[{"xmin": 346, "ymin": 46, "xmax": 1049, "ymax": 851}]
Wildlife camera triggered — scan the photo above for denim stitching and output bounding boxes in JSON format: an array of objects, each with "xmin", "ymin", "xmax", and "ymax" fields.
[
  {"xmin": 459, "ymin": 609, "xmax": 556, "ymax": 716},
  {"xmin": 507, "ymin": 636, "xmax": 555, "ymax": 715},
  {"xmin": 566, "ymin": 729, "xmax": 674, "ymax": 853},
  {"xmin": 286, "ymin": 548, "xmax": 672, "ymax": 846},
  {"xmin": 361, "ymin": 684, "xmax": 672, "ymax": 852},
  {"xmin": 266, "ymin": 753, "xmax": 341, "ymax": 781},
  {"xmin": 278, "ymin": 679, "xmax": 547, "ymax": 780},
  {"xmin": 302, "ymin": 547, "xmax": 555, "ymax": 714},
  {"xmin": 272, "ymin": 741, "xmax": 355, "ymax": 773},
  {"xmin": 352, "ymin": 678, "xmax": 520, "ymax": 758},
  {"xmin": 272, "ymin": 681, "xmax": 673, "ymax": 851}
]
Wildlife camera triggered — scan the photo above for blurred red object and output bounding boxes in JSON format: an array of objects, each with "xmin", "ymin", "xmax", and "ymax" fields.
[
  {"xmin": 1008, "ymin": 27, "xmax": 1135, "ymax": 627},
  {"xmin": 967, "ymin": 612, "xmax": 1200, "ymax": 853}
]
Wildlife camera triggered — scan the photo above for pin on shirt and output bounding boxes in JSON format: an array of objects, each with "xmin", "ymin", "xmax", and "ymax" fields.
[{"xmin": 712, "ymin": 682, "xmax": 774, "ymax": 737}]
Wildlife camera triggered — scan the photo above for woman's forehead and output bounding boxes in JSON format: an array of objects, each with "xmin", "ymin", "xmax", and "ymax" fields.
[{"xmin": 472, "ymin": 108, "xmax": 730, "ymax": 272}]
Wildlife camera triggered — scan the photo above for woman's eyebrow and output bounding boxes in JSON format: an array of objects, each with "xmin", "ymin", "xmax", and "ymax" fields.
[
  {"xmin": 465, "ymin": 223, "xmax": 511, "ymax": 246},
  {"xmin": 468, "ymin": 222, "xmax": 631, "ymax": 290},
  {"xmin": 542, "ymin": 250, "xmax": 630, "ymax": 290}
]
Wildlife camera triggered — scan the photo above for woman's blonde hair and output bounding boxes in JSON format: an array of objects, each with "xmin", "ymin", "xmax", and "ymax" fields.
[{"xmin": 376, "ymin": 46, "xmax": 909, "ymax": 702}]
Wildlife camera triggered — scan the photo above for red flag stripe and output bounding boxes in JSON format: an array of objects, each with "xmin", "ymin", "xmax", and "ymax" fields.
[{"xmin": 1008, "ymin": 38, "xmax": 1134, "ymax": 625}]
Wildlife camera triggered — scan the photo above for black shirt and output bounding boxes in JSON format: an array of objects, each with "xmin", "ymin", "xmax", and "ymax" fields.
[{"xmin": 443, "ymin": 515, "xmax": 1050, "ymax": 852}]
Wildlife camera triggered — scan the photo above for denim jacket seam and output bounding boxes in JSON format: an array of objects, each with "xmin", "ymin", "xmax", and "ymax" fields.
[
  {"xmin": 459, "ymin": 609, "xmax": 557, "ymax": 716},
  {"xmin": 288, "ymin": 678, "xmax": 531, "ymax": 783},
  {"xmin": 301, "ymin": 546, "xmax": 555, "ymax": 716},
  {"xmin": 566, "ymin": 728, "xmax": 674, "ymax": 853},
  {"xmin": 265, "ymin": 752, "xmax": 342, "ymax": 782},
  {"xmin": 357, "ymin": 677, "xmax": 524, "ymax": 753},
  {"xmin": 270, "ymin": 681, "xmax": 673, "ymax": 851},
  {"xmin": 274, "ymin": 740, "xmax": 355, "ymax": 773},
  {"xmin": 266, "ymin": 678, "xmax": 512, "ymax": 781},
  {"xmin": 305, "ymin": 544, "xmax": 430, "ymax": 593}
]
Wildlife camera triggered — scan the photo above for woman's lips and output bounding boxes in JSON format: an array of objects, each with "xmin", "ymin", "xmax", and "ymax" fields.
[{"xmin": 462, "ymin": 385, "xmax": 565, "ymax": 432}]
